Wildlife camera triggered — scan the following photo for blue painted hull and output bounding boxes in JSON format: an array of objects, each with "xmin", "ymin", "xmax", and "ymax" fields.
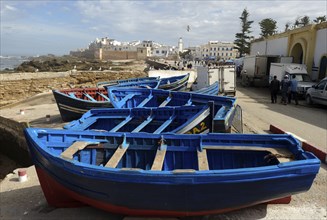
[
  {"xmin": 96, "ymin": 76, "xmax": 159, "ymax": 88},
  {"xmin": 191, "ymin": 81, "xmax": 219, "ymax": 95},
  {"xmin": 53, "ymin": 88, "xmax": 112, "ymax": 122},
  {"xmin": 24, "ymin": 128, "xmax": 320, "ymax": 217}
]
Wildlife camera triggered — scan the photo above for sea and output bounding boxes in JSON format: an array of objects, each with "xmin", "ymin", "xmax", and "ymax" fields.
[{"xmin": 0, "ymin": 55, "xmax": 30, "ymax": 71}]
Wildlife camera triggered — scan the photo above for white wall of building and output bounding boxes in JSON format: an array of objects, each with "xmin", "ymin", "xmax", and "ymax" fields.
[
  {"xmin": 312, "ymin": 28, "xmax": 327, "ymax": 79},
  {"xmin": 314, "ymin": 28, "xmax": 327, "ymax": 66},
  {"xmin": 250, "ymin": 37, "xmax": 288, "ymax": 56},
  {"xmin": 267, "ymin": 37, "xmax": 288, "ymax": 56}
]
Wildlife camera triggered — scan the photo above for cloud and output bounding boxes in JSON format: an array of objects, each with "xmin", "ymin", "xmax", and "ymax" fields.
[
  {"xmin": 1, "ymin": 0, "xmax": 326, "ymax": 55},
  {"xmin": 5, "ymin": 5, "xmax": 17, "ymax": 11}
]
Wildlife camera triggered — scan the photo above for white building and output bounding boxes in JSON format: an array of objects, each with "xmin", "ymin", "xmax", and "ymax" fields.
[
  {"xmin": 200, "ymin": 41, "xmax": 239, "ymax": 60},
  {"xmin": 250, "ymin": 22, "xmax": 327, "ymax": 80}
]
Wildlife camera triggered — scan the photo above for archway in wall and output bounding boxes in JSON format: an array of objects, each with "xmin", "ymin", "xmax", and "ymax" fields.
[
  {"xmin": 318, "ymin": 56, "xmax": 327, "ymax": 80},
  {"xmin": 290, "ymin": 43, "xmax": 304, "ymax": 64}
]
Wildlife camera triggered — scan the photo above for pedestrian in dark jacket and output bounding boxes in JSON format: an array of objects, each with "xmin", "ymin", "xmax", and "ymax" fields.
[
  {"xmin": 270, "ymin": 75, "xmax": 280, "ymax": 103},
  {"xmin": 280, "ymin": 75, "xmax": 290, "ymax": 105}
]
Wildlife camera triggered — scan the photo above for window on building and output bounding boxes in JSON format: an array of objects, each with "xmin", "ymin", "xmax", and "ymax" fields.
[
  {"xmin": 218, "ymin": 53, "xmax": 219, "ymax": 56},
  {"xmin": 214, "ymin": 48, "xmax": 216, "ymax": 51},
  {"xmin": 206, "ymin": 49, "xmax": 208, "ymax": 52},
  {"xmin": 162, "ymin": 51, "xmax": 166, "ymax": 54},
  {"xmin": 230, "ymin": 53, "xmax": 232, "ymax": 56},
  {"xmin": 222, "ymin": 48, "xmax": 225, "ymax": 51},
  {"xmin": 156, "ymin": 50, "xmax": 159, "ymax": 54},
  {"xmin": 218, "ymin": 48, "xmax": 220, "ymax": 51},
  {"xmin": 214, "ymin": 53, "xmax": 216, "ymax": 56},
  {"xmin": 141, "ymin": 50, "xmax": 143, "ymax": 53}
]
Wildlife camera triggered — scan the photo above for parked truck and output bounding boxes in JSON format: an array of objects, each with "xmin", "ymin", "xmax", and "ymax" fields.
[
  {"xmin": 241, "ymin": 55, "xmax": 293, "ymax": 87},
  {"xmin": 192, "ymin": 65, "xmax": 236, "ymax": 96},
  {"xmin": 269, "ymin": 63, "xmax": 316, "ymax": 97}
]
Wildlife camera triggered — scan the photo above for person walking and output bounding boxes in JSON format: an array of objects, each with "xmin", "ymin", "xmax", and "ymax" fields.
[
  {"xmin": 280, "ymin": 75, "xmax": 290, "ymax": 105},
  {"xmin": 269, "ymin": 75, "xmax": 280, "ymax": 103},
  {"xmin": 288, "ymin": 75, "xmax": 299, "ymax": 105}
]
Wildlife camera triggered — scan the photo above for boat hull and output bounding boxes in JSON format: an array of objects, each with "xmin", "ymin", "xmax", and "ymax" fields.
[
  {"xmin": 25, "ymin": 129, "xmax": 320, "ymax": 217},
  {"xmin": 53, "ymin": 89, "xmax": 112, "ymax": 122}
]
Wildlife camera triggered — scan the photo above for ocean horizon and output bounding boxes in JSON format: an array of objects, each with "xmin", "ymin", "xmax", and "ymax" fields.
[{"xmin": 0, "ymin": 55, "xmax": 33, "ymax": 71}]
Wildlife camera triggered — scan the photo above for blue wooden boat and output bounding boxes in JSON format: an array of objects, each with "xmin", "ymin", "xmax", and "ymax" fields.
[
  {"xmin": 157, "ymin": 73, "xmax": 189, "ymax": 91},
  {"xmin": 24, "ymin": 128, "xmax": 320, "ymax": 217},
  {"xmin": 97, "ymin": 74, "xmax": 189, "ymax": 91},
  {"xmin": 108, "ymin": 88, "xmax": 236, "ymax": 132},
  {"xmin": 53, "ymin": 87, "xmax": 113, "ymax": 122},
  {"xmin": 96, "ymin": 76, "xmax": 159, "ymax": 88},
  {"xmin": 64, "ymin": 105, "xmax": 213, "ymax": 134},
  {"xmin": 191, "ymin": 81, "xmax": 219, "ymax": 95},
  {"xmin": 53, "ymin": 75, "xmax": 209, "ymax": 122}
]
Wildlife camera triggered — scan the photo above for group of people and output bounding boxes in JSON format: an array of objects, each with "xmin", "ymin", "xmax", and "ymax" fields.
[{"xmin": 269, "ymin": 74, "xmax": 298, "ymax": 105}]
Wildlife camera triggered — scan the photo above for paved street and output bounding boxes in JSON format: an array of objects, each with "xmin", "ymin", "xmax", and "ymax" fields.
[{"xmin": 236, "ymin": 83, "xmax": 327, "ymax": 152}]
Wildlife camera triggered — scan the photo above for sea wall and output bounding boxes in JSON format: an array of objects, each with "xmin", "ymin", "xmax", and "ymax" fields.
[
  {"xmin": 0, "ymin": 70, "xmax": 146, "ymax": 107},
  {"xmin": 0, "ymin": 116, "xmax": 32, "ymax": 166}
]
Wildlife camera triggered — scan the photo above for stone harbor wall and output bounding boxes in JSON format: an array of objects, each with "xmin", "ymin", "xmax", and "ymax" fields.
[
  {"xmin": 0, "ymin": 116, "xmax": 31, "ymax": 166},
  {"xmin": 0, "ymin": 70, "xmax": 147, "ymax": 107}
]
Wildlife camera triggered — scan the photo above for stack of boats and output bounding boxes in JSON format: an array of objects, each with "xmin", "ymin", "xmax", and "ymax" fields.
[{"xmin": 24, "ymin": 73, "xmax": 320, "ymax": 217}]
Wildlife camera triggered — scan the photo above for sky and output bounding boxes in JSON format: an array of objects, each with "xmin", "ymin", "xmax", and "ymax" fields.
[{"xmin": 1, "ymin": 0, "xmax": 326, "ymax": 56}]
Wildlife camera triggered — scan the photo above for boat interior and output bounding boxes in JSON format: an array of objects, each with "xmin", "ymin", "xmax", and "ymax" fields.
[
  {"xmin": 66, "ymin": 106, "xmax": 210, "ymax": 134},
  {"xmin": 59, "ymin": 88, "xmax": 110, "ymax": 102},
  {"xmin": 37, "ymin": 131, "xmax": 296, "ymax": 172}
]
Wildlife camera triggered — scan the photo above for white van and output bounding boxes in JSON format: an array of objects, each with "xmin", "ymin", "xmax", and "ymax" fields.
[{"xmin": 269, "ymin": 63, "xmax": 316, "ymax": 97}]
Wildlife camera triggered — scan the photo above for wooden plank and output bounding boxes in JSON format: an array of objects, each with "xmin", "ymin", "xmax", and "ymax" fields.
[
  {"xmin": 151, "ymin": 147, "xmax": 167, "ymax": 171},
  {"xmin": 61, "ymin": 141, "xmax": 96, "ymax": 160},
  {"xmin": 203, "ymin": 146, "xmax": 293, "ymax": 162},
  {"xmin": 97, "ymin": 92, "xmax": 110, "ymax": 101},
  {"xmin": 132, "ymin": 116, "xmax": 154, "ymax": 133},
  {"xmin": 137, "ymin": 94, "xmax": 153, "ymax": 107},
  {"xmin": 153, "ymin": 115, "xmax": 176, "ymax": 134},
  {"xmin": 68, "ymin": 92, "xmax": 77, "ymax": 98},
  {"xmin": 172, "ymin": 169, "xmax": 196, "ymax": 173},
  {"xmin": 105, "ymin": 144, "xmax": 129, "ymax": 168},
  {"xmin": 197, "ymin": 149, "xmax": 209, "ymax": 170},
  {"xmin": 159, "ymin": 96, "xmax": 172, "ymax": 107},
  {"xmin": 109, "ymin": 116, "xmax": 133, "ymax": 132},
  {"xmin": 83, "ymin": 93, "xmax": 96, "ymax": 101}
]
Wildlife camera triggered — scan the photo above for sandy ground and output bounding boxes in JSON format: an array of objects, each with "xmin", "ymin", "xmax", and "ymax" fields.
[{"xmin": 0, "ymin": 86, "xmax": 326, "ymax": 220}]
